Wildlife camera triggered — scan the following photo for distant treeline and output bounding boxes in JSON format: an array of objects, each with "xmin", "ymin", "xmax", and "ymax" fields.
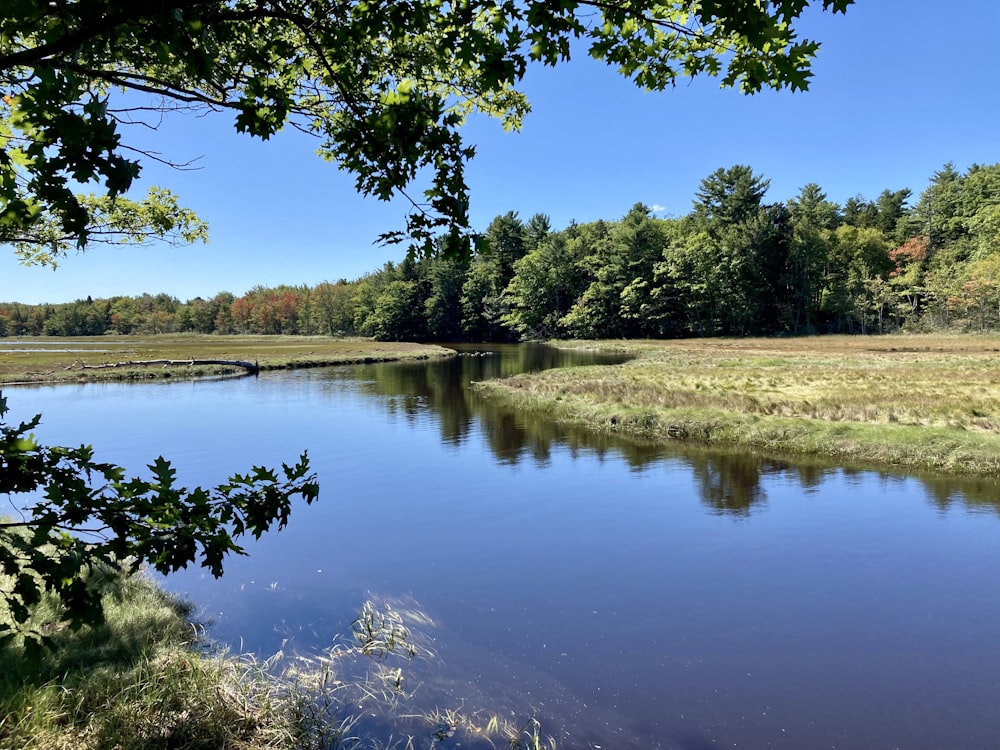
[{"xmin": 3, "ymin": 162, "xmax": 999, "ymax": 340}]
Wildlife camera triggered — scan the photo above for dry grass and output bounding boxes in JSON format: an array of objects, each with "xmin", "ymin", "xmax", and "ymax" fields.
[
  {"xmin": 476, "ymin": 335, "xmax": 1000, "ymax": 476},
  {"xmin": 0, "ymin": 335, "xmax": 454, "ymax": 385}
]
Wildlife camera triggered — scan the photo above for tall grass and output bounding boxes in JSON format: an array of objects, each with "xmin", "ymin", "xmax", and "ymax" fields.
[
  {"xmin": 0, "ymin": 571, "xmax": 303, "ymax": 750},
  {"xmin": 1, "ymin": 569, "xmax": 559, "ymax": 750}
]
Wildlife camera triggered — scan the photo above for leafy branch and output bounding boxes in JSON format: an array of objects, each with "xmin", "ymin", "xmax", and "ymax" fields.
[
  {"xmin": 1, "ymin": 0, "xmax": 855, "ymax": 261},
  {"xmin": 0, "ymin": 391, "xmax": 319, "ymax": 644}
]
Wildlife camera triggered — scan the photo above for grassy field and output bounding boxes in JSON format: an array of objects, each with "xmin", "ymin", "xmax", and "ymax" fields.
[
  {"xmin": 0, "ymin": 335, "xmax": 454, "ymax": 385},
  {"xmin": 474, "ymin": 335, "xmax": 1000, "ymax": 477}
]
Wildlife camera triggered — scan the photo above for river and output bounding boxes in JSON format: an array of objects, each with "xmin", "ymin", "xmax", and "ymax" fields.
[{"xmin": 5, "ymin": 343, "xmax": 1000, "ymax": 749}]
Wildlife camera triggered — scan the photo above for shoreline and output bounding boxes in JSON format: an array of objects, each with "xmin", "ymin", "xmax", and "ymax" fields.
[
  {"xmin": 0, "ymin": 335, "xmax": 456, "ymax": 386},
  {"xmin": 473, "ymin": 335, "xmax": 1000, "ymax": 478}
]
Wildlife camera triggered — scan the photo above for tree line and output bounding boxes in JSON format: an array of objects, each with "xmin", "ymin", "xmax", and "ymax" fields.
[{"xmin": 3, "ymin": 162, "xmax": 998, "ymax": 340}]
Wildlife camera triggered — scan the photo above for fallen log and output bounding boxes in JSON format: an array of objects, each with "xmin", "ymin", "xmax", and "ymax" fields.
[{"xmin": 69, "ymin": 358, "xmax": 259, "ymax": 374}]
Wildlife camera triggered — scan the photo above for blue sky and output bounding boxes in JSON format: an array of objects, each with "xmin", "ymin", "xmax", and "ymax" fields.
[{"xmin": 2, "ymin": 0, "xmax": 998, "ymax": 305}]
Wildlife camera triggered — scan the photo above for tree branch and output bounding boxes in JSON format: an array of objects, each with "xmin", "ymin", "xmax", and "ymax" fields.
[{"xmin": 0, "ymin": 0, "xmax": 218, "ymax": 72}]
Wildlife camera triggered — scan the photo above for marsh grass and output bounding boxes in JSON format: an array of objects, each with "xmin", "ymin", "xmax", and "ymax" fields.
[
  {"xmin": 302, "ymin": 595, "xmax": 559, "ymax": 749},
  {"xmin": 1, "ymin": 568, "xmax": 559, "ymax": 750},
  {"xmin": 475, "ymin": 335, "xmax": 1000, "ymax": 476},
  {"xmin": 0, "ymin": 564, "xmax": 326, "ymax": 750},
  {"xmin": 0, "ymin": 335, "xmax": 454, "ymax": 385}
]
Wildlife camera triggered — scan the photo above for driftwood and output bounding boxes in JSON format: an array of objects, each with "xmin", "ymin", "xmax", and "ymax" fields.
[{"xmin": 66, "ymin": 358, "xmax": 259, "ymax": 374}]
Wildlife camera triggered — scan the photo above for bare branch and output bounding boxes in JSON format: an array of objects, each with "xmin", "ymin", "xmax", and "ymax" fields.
[{"xmin": 118, "ymin": 145, "xmax": 204, "ymax": 171}]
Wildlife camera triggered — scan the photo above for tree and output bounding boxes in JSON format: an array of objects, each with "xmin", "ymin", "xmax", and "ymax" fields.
[
  {"xmin": 461, "ymin": 255, "xmax": 514, "ymax": 341},
  {"xmin": 917, "ymin": 163, "xmax": 965, "ymax": 251},
  {"xmin": 312, "ymin": 280, "xmax": 357, "ymax": 336},
  {"xmin": 353, "ymin": 262, "xmax": 402, "ymax": 336},
  {"xmin": 502, "ymin": 233, "xmax": 583, "ymax": 338},
  {"xmin": 368, "ymin": 280, "xmax": 427, "ymax": 340},
  {"xmin": 480, "ymin": 212, "xmax": 527, "ymax": 285},
  {"xmin": 873, "ymin": 188, "xmax": 912, "ymax": 243},
  {"xmin": 657, "ymin": 228, "xmax": 722, "ymax": 335},
  {"xmin": 961, "ymin": 164, "xmax": 1000, "ymax": 259},
  {"xmin": 888, "ymin": 235, "xmax": 929, "ymax": 325},
  {"xmin": 693, "ymin": 165, "xmax": 771, "ymax": 226},
  {"xmin": 424, "ymin": 258, "xmax": 468, "ymax": 340},
  {"xmin": 562, "ymin": 204, "xmax": 667, "ymax": 338},
  {"xmin": 460, "ymin": 213, "xmax": 530, "ymax": 340},
  {"xmin": 958, "ymin": 254, "xmax": 1000, "ymax": 331},
  {"xmin": 2, "ymin": 0, "xmax": 854, "ymax": 261},
  {"xmin": 822, "ymin": 224, "xmax": 892, "ymax": 332},
  {"xmin": 524, "ymin": 213, "xmax": 553, "ymax": 253},
  {"xmin": 786, "ymin": 183, "xmax": 840, "ymax": 331},
  {"xmin": 843, "ymin": 195, "xmax": 876, "ymax": 228},
  {"xmin": 685, "ymin": 167, "xmax": 791, "ymax": 334}
]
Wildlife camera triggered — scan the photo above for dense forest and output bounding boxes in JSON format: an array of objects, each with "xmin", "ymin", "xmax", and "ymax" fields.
[{"xmin": 3, "ymin": 162, "xmax": 999, "ymax": 340}]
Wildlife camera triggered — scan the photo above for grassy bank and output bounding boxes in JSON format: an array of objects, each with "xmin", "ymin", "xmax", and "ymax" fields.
[
  {"xmin": 473, "ymin": 335, "xmax": 1000, "ymax": 477},
  {"xmin": 0, "ymin": 571, "xmax": 559, "ymax": 750},
  {"xmin": 0, "ymin": 335, "xmax": 454, "ymax": 385},
  {"xmin": 0, "ymin": 571, "xmax": 312, "ymax": 750}
]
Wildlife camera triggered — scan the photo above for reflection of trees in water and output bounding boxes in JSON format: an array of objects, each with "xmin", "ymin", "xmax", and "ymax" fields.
[
  {"xmin": 686, "ymin": 452, "xmax": 1000, "ymax": 518},
  {"xmin": 685, "ymin": 452, "xmax": 772, "ymax": 516},
  {"xmin": 903, "ymin": 473, "xmax": 1000, "ymax": 517},
  {"xmin": 316, "ymin": 344, "xmax": 1000, "ymax": 519},
  {"xmin": 330, "ymin": 344, "xmax": 636, "ymax": 462}
]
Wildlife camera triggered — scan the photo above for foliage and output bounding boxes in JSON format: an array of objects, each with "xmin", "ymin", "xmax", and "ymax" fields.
[
  {"xmin": 4, "ymin": 161, "xmax": 1000, "ymax": 340},
  {"xmin": 2, "ymin": 0, "xmax": 854, "ymax": 260},
  {"xmin": 0, "ymin": 0, "xmax": 863, "ymax": 649},
  {"xmin": 0, "ymin": 393, "xmax": 318, "ymax": 639},
  {"xmin": 366, "ymin": 279, "xmax": 426, "ymax": 341},
  {"xmin": 693, "ymin": 165, "xmax": 770, "ymax": 225},
  {"xmin": 502, "ymin": 233, "xmax": 582, "ymax": 338},
  {"xmin": 424, "ymin": 257, "xmax": 468, "ymax": 340}
]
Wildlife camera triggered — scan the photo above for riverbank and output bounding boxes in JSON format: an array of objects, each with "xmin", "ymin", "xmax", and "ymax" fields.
[
  {"xmin": 0, "ymin": 570, "xmax": 309, "ymax": 750},
  {"xmin": 473, "ymin": 335, "xmax": 1000, "ymax": 477},
  {"xmin": 0, "ymin": 335, "xmax": 455, "ymax": 385},
  {"xmin": 0, "ymin": 567, "xmax": 557, "ymax": 750}
]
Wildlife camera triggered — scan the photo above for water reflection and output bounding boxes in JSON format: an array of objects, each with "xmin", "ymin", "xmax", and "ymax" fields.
[
  {"xmin": 308, "ymin": 343, "xmax": 1000, "ymax": 518},
  {"xmin": 10, "ymin": 345, "xmax": 1000, "ymax": 750},
  {"xmin": 688, "ymin": 451, "xmax": 772, "ymax": 516},
  {"xmin": 312, "ymin": 343, "xmax": 639, "ymax": 463}
]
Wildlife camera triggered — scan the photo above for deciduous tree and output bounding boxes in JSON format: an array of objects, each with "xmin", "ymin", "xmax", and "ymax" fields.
[{"xmin": 2, "ymin": 0, "xmax": 854, "ymax": 261}]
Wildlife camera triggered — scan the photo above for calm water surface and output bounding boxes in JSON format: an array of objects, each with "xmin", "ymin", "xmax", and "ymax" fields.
[{"xmin": 6, "ymin": 343, "xmax": 1000, "ymax": 749}]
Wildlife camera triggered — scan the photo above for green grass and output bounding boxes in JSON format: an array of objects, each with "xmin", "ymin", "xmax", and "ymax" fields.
[
  {"xmin": 474, "ymin": 334, "xmax": 1000, "ymax": 477},
  {"xmin": 0, "ymin": 571, "xmax": 307, "ymax": 750},
  {"xmin": 0, "ymin": 335, "xmax": 454, "ymax": 385}
]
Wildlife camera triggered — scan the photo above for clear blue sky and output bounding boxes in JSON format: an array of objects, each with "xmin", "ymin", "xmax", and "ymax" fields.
[{"xmin": 2, "ymin": 0, "xmax": 998, "ymax": 305}]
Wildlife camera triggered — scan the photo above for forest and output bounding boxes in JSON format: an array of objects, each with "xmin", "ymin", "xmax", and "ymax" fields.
[{"xmin": 3, "ymin": 162, "xmax": 999, "ymax": 341}]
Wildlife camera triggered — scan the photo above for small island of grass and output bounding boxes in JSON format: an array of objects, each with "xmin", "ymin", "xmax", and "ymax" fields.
[{"xmin": 0, "ymin": 335, "xmax": 455, "ymax": 386}]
